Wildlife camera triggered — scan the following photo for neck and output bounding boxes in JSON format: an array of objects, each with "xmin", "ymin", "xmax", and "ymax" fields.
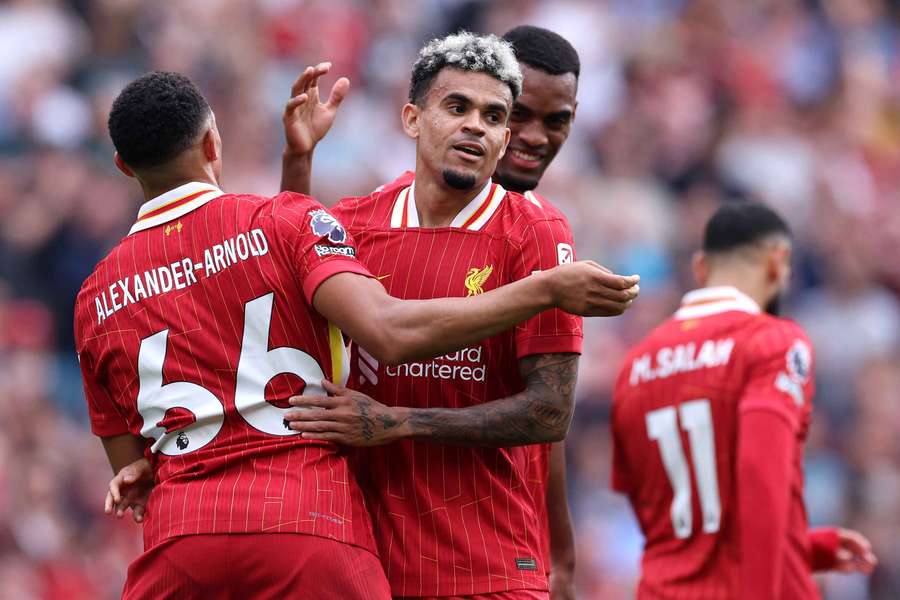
[
  {"xmin": 137, "ymin": 168, "xmax": 218, "ymax": 202},
  {"xmin": 413, "ymin": 160, "xmax": 487, "ymax": 228},
  {"xmin": 704, "ymin": 270, "xmax": 770, "ymax": 311}
]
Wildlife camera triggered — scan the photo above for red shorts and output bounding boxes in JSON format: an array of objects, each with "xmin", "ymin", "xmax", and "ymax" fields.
[
  {"xmin": 395, "ymin": 591, "xmax": 548, "ymax": 600},
  {"xmin": 122, "ymin": 533, "xmax": 390, "ymax": 599}
]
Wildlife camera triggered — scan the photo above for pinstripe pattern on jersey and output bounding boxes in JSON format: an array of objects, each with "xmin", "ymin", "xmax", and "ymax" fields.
[
  {"xmin": 333, "ymin": 175, "xmax": 583, "ymax": 596},
  {"xmin": 76, "ymin": 190, "xmax": 375, "ymax": 554},
  {"xmin": 611, "ymin": 288, "xmax": 819, "ymax": 599}
]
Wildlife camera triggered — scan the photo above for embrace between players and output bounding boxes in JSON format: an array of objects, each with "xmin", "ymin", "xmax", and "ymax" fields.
[{"xmin": 75, "ymin": 26, "xmax": 874, "ymax": 600}]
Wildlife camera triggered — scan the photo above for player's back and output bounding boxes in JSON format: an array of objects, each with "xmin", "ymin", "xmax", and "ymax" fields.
[
  {"xmin": 333, "ymin": 176, "xmax": 582, "ymax": 596},
  {"xmin": 611, "ymin": 287, "xmax": 816, "ymax": 599},
  {"xmin": 74, "ymin": 182, "xmax": 374, "ymax": 552}
]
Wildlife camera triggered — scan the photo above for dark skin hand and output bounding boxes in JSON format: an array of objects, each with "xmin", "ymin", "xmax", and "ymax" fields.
[{"xmin": 284, "ymin": 353, "xmax": 578, "ymax": 447}]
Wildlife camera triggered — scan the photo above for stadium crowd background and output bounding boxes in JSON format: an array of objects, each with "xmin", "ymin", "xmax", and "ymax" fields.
[{"xmin": 1, "ymin": 0, "xmax": 899, "ymax": 597}]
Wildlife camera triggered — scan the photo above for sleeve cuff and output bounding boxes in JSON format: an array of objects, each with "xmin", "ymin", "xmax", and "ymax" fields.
[
  {"xmin": 516, "ymin": 334, "xmax": 583, "ymax": 359},
  {"xmin": 302, "ymin": 259, "xmax": 373, "ymax": 305},
  {"xmin": 808, "ymin": 527, "xmax": 840, "ymax": 571}
]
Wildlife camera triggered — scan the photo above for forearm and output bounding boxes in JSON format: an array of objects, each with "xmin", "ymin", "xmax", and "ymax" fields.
[
  {"xmin": 376, "ymin": 272, "xmax": 554, "ymax": 364},
  {"xmin": 101, "ymin": 433, "xmax": 147, "ymax": 474},
  {"xmin": 395, "ymin": 354, "xmax": 577, "ymax": 446},
  {"xmin": 280, "ymin": 150, "xmax": 313, "ymax": 195},
  {"xmin": 547, "ymin": 442, "xmax": 576, "ymax": 572}
]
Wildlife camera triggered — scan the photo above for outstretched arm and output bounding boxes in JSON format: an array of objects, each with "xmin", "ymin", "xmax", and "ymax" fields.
[
  {"xmin": 284, "ymin": 353, "xmax": 578, "ymax": 447},
  {"xmin": 313, "ymin": 264, "xmax": 637, "ymax": 366}
]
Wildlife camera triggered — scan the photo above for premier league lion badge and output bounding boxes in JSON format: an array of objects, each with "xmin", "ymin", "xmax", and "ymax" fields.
[
  {"xmin": 308, "ymin": 209, "xmax": 347, "ymax": 244},
  {"xmin": 785, "ymin": 340, "xmax": 811, "ymax": 384}
]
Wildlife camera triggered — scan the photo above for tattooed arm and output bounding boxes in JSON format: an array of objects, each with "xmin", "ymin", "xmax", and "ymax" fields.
[{"xmin": 284, "ymin": 353, "xmax": 578, "ymax": 447}]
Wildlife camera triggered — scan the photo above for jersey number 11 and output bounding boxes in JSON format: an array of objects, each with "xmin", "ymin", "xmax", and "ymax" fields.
[{"xmin": 646, "ymin": 399, "xmax": 722, "ymax": 538}]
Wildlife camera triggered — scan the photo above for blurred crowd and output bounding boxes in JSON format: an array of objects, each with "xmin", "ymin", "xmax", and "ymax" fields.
[{"xmin": 1, "ymin": 0, "xmax": 899, "ymax": 597}]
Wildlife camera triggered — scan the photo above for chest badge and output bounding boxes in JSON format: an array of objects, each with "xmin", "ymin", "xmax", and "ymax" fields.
[{"xmin": 465, "ymin": 265, "xmax": 493, "ymax": 296}]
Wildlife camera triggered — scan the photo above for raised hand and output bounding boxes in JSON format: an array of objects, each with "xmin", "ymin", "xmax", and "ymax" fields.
[
  {"xmin": 545, "ymin": 261, "xmax": 640, "ymax": 317},
  {"xmin": 283, "ymin": 62, "xmax": 350, "ymax": 157},
  {"xmin": 104, "ymin": 457, "xmax": 154, "ymax": 524}
]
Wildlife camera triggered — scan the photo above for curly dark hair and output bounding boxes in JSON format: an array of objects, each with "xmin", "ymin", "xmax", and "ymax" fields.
[
  {"xmin": 502, "ymin": 25, "xmax": 580, "ymax": 78},
  {"xmin": 108, "ymin": 71, "xmax": 211, "ymax": 169}
]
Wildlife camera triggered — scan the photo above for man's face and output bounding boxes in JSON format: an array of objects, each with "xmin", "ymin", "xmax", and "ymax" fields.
[
  {"xmin": 494, "ymin": 64, "xmax": 577, "ymax": 192},
  {"xmin": 411, "ymin": 68, "xmax": 512, "ymax": 191}
]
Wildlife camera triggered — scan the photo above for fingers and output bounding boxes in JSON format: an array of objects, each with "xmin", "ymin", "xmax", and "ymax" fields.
[
  {"xmin": 289, "ymin": 394, "xmax": 340, "ymax": 409},
  {"xmin": 321, "ymin": 379, "xmax": 347, "ymax": 395},
  {"xmin": 288, "ymin": 420, "xmax": 349, "ymax": 434},
  {"xmin": 326, "ymin": 77, "xmax": 350, "ymax": 110},
  {"xmin": 104, "ymin": 490, "xmax": 114, "ymax": 514},
  {"xmin": 290, "ymin": 62, "xmax": 332, "ymax": 97},
  {"xmin": 283, "ymin": 93, "xmax": 309, "ymax": 117},
  {"xmin": 284, "ymin": 408, "xmax": 331, "ymax": 422},
  {"xmin": 300, "ymin": 431, "xmax": 343, "ymax": 442},
  {"xmin": 133, "ymin": 504, "xmax": 145, "ymax": 523}
]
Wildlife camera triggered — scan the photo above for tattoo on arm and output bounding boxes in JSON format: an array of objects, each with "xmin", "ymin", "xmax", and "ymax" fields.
[
  {"xmin": 406, "ymin": 353, "xmax": 579, "ymax": 446},
  {"xmin": 355, "ymin": 398, "xmax": 375, "ymax": 441}
]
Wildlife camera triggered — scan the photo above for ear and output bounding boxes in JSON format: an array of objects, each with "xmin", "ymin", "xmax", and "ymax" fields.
[
  {"xmin": 202, "ymin": 127, "xmax": 219, "ymax": 162},
  {"xmin": 571, "ymin": 100, "xmax": 578, "ymax": 124},
  {"xmin": 767, "ymin": 241, "xmax": 792, "ymax": 285},
  {"xmin": 691, "ymin": 250, "xmax": 709, "ymax": 286},
  {"xmin": 114, "ymin": 152, "xmax": 135, "ymax": 178},
  {"xmin": 401, "ymin": 103, "xmax": 421, "ymax": 140},
  {"xmin": 497, "ymin": 126, "xmax": 511, "ymax": 160}
]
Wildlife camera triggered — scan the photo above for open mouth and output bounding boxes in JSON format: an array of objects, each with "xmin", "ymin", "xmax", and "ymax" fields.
[
  {"xmin": 510, "ymin": 149, "xmax": 542, "ymax": 163},
  {"xmin": 452, "ymin": 143, "xmax": 485, "ymax": 157}
]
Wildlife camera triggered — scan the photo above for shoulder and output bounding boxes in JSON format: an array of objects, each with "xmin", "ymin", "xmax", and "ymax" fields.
[
  {"xmin": 332, "ymin": 177, "xmax": 410, "ymax": 227},
  {"xmin": 497, "ymin": 188, "xmax": 573, "ymax": 241},
  {"xmin": 742, "ymin": 315, "xmax": 812, "ymax": 359}
]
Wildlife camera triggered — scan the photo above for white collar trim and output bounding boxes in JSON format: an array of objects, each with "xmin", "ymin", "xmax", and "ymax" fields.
[
  {"xmin": 675, "ymin": 286, "xmax": 762, "ymax": 320},
  {"xmin": 389, "ymin": 178, "xmax": 505, "ymax": 230},
  {"xmin": 130, "ymin": 181, "xmax": 224, "ymax": 234}
]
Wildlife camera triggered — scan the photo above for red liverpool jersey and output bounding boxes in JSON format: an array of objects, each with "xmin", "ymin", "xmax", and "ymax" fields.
[
  {"xmin": 333, "ymin": 174, "xmax": 583, "ymax": 596},
  {"xmin": 611, "ymin": 287, "xmax": 818, "ymax": 599},
  {"xmin": 74, "ymin": 181, "xmax": 376, "ymax": 553}
]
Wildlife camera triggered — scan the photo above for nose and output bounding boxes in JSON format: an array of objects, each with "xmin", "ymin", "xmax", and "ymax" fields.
[
  {"xmin": 461, "ymin": 111, "xmax": 485, "ymax": 137},
  {"xmin": 516, "ymin": 119, "xmax": 548, "ymax": 148}
]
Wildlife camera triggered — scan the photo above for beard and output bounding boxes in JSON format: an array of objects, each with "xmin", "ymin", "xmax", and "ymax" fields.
[
  {"xmin": 765, "ymin": 294, "xmax": 782, "ymax": 316},
  {"xmin": 442, "ymin": 169, "xmax": 477, "ymax": 190}
]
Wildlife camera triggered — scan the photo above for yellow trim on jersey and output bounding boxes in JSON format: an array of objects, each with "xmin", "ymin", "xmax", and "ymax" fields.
[{"xmin": 328, "ymin": 323, "xmax": 345, "ymax": 384}]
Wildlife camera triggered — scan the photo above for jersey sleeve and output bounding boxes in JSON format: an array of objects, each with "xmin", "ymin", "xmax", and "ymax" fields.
[
  {"xmin": 738, "ymin": 322, "xmax": 815, "ymax": 432},
  {"xmin": 269, "ymin": 192, "xmax": 372, "ymax": 304},
  {"xmin": 511, "ymin": 217, "xmax": 583, "ymax": 358},
  {"xmin": 77, "ymin": 347, "xmax": 130, "ymax": 437}
]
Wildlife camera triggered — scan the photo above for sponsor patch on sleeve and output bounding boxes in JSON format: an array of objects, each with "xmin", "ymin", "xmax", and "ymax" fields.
[{"xmin": 308, "ymin": 209, "xmax": 348, "ymax": 244}]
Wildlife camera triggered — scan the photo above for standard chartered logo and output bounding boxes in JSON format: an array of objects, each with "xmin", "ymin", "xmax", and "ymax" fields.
[{"xmin": 359, "ymin": 346, "xmax": 487, "ymax": 384}]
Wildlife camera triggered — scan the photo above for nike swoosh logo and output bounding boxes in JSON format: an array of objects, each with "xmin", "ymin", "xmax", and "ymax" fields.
[{"xmin": 376, "ymin": 274, "xmax": 391, "ymax": 281}]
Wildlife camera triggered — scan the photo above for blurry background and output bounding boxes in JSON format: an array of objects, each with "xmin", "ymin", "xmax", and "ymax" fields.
[{"xmin": 1, "ymin": 0, "xmax": 899, "ymax": 597}]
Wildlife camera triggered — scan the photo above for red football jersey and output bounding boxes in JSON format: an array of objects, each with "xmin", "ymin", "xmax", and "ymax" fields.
[
  {"xmin": 333, "ymin": 174, "xmax": 583, "ymax": 596},
  {"xmin": 611, "ymin": 287, "xmax": 818, "ymax": 599},
  {"xmin": 74, "ymin": 181, "xmax": 376, "ymax": 554}
]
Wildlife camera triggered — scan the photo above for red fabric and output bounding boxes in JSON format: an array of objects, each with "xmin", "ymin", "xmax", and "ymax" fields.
[
  {"xmin": 395, "ymin": 591, "xmax": 548, "ymax": 600},
  {"xmin": 333, "ymin": 176, "xmax": 582, "ymax": 596},
  {"xmin": 74, "ymin": 191, "xmax": 376, "ymax": 554},
  {"xmin": 808, "ymin": 527, "xmax": 840, "ymax": 571},
  {"xmin": 737, "ymin": 409, "xmax": 794, "ymax": 599},
  {"xmin": 122, "ymin": 533, "xmax": 389, "ymax": 599},
  {"xmin": 611, "ymin": 304, "xmax": 819, "ymax": 599}
]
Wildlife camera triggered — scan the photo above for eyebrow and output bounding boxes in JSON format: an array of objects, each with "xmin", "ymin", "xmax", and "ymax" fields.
[{"xmin": 444, "ymin": 93, "xmax": 509, "ymax": 116}]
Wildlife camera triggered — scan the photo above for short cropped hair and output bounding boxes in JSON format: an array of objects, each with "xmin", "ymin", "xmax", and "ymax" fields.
[
  {"xmin": 409, "ymin": 31, "xmax": 523, "ymax": 105},
  {"xmin": 703, "ymin": 202, "xmax": 792, "ymax": 254},
  {"xmin": 108, "ymin": 71, "xmax": 211, "ymax": 169},
  {"xmin": 503, "ymin": 25, "xmax": 580, "ymax": 78}
]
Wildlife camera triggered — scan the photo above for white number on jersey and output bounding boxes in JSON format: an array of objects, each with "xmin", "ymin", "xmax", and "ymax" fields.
[
  {"xmin": 645, "ymin": 399, "xmax": 722, "ymax": 538},
  {"xmin": 136, "ymin": 292, "xmax": 334, "ymax": 454}
]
